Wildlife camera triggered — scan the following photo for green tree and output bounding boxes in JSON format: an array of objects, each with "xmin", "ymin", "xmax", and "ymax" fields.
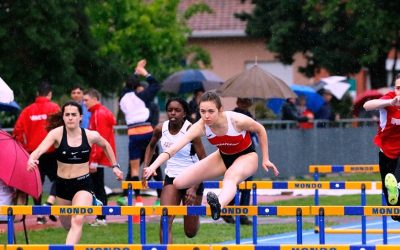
[
  {"xmin": 237, "ymin": 0, "xmax": 400, "ymax": 88},
  {"xmin": 86, "ymin": 0, "xmax": 211, "ymax": 82},
  {"xmin": 0, "ymin": 1, "xmax": 123, "ymax": 106}
]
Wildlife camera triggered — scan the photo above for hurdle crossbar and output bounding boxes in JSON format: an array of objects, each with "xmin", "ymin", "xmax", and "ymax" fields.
[
  {"xmin": 4, "ymin": 244, "xmax": 400, "ymax": 250},
  {"xmin": 122, "ymin": 180, "xmax": 382, "ymax": 190}
]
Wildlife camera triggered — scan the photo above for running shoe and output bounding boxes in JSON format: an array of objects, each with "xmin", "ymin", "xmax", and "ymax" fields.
[
  {"xmin": 90, "ymin": 218, "xmax": 107, "ymax": 227},
  {"xmin": 92, "ymin": 195, "xmax": 103, "ymax": 206},
  {"xmin": 117, "ymin": 196, "xmax": 128, "ymax": 206},
  {"xmin": 36, "ymin": 216, "xmax": 47, "ymax": 225},
  {"xmin": 221, "ymin": 215, "xmax": 235, "ymax": 224},
  {"xmin": 42, "ymin": 203, "xmax": 57, "ymax": 222},
  {"xmin": 240, "ymin": 215, "xmax": 252, "ymax": 225},
  {"xmin": 385, "ymin": 173, "xmax": 399, "ymax": 205},
  {"xmin": 153, "ymin": 199, "xmax": 160, "ymax": 206},
  {"xmin": 206, "ymin": 192, "xmax": 221, "ymax": 220}
]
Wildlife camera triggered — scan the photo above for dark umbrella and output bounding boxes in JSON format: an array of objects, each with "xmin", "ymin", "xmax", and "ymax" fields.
[
  {"xmin": 352, "ymin": 87, "xmax": 392, "ymax": 116},
  {"xmin": 217, "ymin": 65, "xmax": 296, "ymax": 99},
  {"xmin": 161, "ymin": 69, "xmax": 223, "ymax": 94},
  {"xmin": 0, "ymin": 101, "xmax": 20, "ymax": 112},
  {"xmin": 0, "ymin": 129, "xmax": 42, "ymax": 199}
]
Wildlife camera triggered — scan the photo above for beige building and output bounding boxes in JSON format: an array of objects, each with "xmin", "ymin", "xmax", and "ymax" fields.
[{"xmin": 179, "ymin": 0, "xmax": 375, "ymax": 102}]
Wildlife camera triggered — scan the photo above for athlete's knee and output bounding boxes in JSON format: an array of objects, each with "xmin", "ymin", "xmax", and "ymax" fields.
[{"xmin": 173, "ymin": 177, "xmax": 183, "ymax": 189}]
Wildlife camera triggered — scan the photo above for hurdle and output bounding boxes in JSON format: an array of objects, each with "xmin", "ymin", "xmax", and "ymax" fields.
[
  {"xmin": 308, "ymin": 165, "xmax": 389, "ymax": 237},
  {"xmin": 123, "ymin": 180, "xmax": 388, "ymax": 244},
  {"xmin": 3, "ymin": 204, "xmax": 400, "ymax": 246},
  {"xmin": 4, "ymin": 244, "xmax": 400, "ymax": 249}
]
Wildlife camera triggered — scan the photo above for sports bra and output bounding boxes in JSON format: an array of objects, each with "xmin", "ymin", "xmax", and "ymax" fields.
[{"xmin": 56, "ymin": 126, "xmax": 91, "ymax": 164}]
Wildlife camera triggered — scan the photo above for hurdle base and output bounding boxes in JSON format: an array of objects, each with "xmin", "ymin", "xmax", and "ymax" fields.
[{"xmin": 325, "ymin": 228, "xmax": 400, "ymax": 234}]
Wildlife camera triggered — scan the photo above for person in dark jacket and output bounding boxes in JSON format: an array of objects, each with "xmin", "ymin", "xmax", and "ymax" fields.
[
  {"xmin": 118, "ymin": 59, "xmax": 161, "ymax": 205},
  {"xmin": 281, "ymin": 98, "xmax": 310, "ymax": 128}
]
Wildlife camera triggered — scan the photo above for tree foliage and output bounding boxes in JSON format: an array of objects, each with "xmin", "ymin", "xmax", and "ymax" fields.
[
  {"xmin": 237, "ymin": 0, "xmax": 400, "ymax": 88},
  {"xmin": 0, "ymin": 0, "xmax": 211, "ymax": 109},
  {"xmin": 0, "ymin": 1, "xmax": 123, "ymax": 105},
  {"xmin": 86, "ymin": 0, "xmax": 211, "ymax": 81}
]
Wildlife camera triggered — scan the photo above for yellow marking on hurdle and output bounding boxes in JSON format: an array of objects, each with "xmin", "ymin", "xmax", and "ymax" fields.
[
  {"xmin": 221, "ymin": 206, "xmax": 258, "ymax": 216},
  {"xmin": 344, "ymin": 164, "xmax": 379, "ymax": 172},
  {"xmin": 243, "ymin": 181, "xmax": 272, "ymax": 189},
  {"xmin": 311, "ymin": 206, "xmax": 344, "ymax": 215},
  {"xmin": 212, "ymin": 245, "xmax": 255, "ymax": 250},
  {"xmin": 5, "ymin": 246, "xmax": 50, "ymax": 250},
  {"xmin": 309, "ymin": 164, "xmax": 379, "ymax": 173},
  {"xmin": 364, "ymin": 206, "xmax": 400, "ymax": 216},
  {"xmin": 280, "ymin": 245, "xmax": 350, "ymax": 250},
  {"xmin": 167, "ymin": 245, "xmax": 210, "ymax": 250},
  {"xmin": 0, "ymin": 205, "xmax": 31, "ymax": 215},
  {"xmin": 122, "ymin": 181, "xmax": 146, "ymax": 189},
  {"xmin": 277, "ymin": 206, "xmax": 310, "ymax": 216},
  {"xmin": 325, "ymin": 228, "xmax": 400, "ymax": 234},
  {"xmin": 154, "ymin": 205, "xmax": 188, "ymax": 215},
  {"xmin": 122, "ymin": 206, "xmax": 153, "ymax": 216}
]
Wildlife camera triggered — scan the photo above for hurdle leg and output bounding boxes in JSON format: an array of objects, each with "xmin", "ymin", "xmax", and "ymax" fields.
[
  {"xmin": 382, "ymin": 192, "xmax": 388, "ymax": 244},
  {"xmin": 128, "ymin": 183, "xmax": 133, "ymax": 244},
  {"xmin": 314, "ymin": 170, "xmax": 319, "ymax": 233},
  {"xmin": 140, "ymin": 207, "xmax": 146, "ymax": 244},
  {"xmin": 318, "ymin": 207, "xmax": 325, "ymax": 244},
  {"xmin": 235, "ymin": 188, "xmax": 240, "ymax": 244},
  {"xmin": 361, "ymin": 184, "xmax": 366, "ymax": 244},
  {"xmin": 296, "ymin": 208, "xmax": 303, "ymax": 244},
  {"xmin": 252, "ymin": 183, "xmax": 257, "ymax": 245}
]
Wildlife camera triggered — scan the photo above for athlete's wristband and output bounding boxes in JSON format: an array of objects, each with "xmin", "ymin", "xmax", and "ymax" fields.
[{"xmin": 112, "ymin": 163, "xmax": 121, "ymax": 169}]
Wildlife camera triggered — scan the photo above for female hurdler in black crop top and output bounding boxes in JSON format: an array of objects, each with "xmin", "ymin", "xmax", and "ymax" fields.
[{"xmin": 56, "ymin": 126, "xmax": 91, "ymax": 164}]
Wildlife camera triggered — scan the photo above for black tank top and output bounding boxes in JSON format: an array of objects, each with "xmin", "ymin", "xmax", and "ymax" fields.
[{"xmin": 56, "ymin": 126, "xmax": 91, "ymax": 164}]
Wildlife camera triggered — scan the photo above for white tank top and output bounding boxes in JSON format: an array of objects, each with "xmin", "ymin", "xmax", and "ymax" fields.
[{"xmin": 160, "ymin": 120, "xmax": 199, "ymax": 177}]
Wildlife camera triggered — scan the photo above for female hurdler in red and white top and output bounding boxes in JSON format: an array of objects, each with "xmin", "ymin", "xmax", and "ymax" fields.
[
  {"xmin": 364, "ymin": 75, "xmax": 400, "ymax": 219},
  {"xmin": 144, "ymin": 91, "xmax": 279, "ymax": 220}
]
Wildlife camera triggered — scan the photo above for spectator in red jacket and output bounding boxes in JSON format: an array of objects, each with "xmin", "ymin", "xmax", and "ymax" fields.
[
  {"xmin": 13, "ymin": 81, "xmax": 60, "ymax": 224},
  {"xmin": 83, "ymin": 88, "xmax": 117, "ymax": 226}
]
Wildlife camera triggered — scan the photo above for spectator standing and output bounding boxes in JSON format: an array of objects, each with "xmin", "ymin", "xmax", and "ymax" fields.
[
  {"xmin": 188, "ymin": 88, "xmax": 205, "ymax": 122},
  {"xmin": 83, "ymin": 88, "xmax": 117, "ymax": 226},
  {"xmin": 296, "ymin": 96, "xmax": 314, "ymax": 129},
  {"xmin": 70, "ymin": 85, "xmax": 91, "ymax": 128},
  {"xmin": 314, "ymin": 89, "xmax": 337, "ymax": 127},
  {"xmin": 118, "ymin": 59, "xmax": 161, "ymax": 205},
  {"xmin": 13, "ymin": 81, "xmax": 60, "ymax": 224},
  {"xmin": 281, "ymin": 97, "xmax": 310, "ymax": 128},
  {"xmin": 136, "ymin": 82, "xmax": 163, "ymax": 205}
]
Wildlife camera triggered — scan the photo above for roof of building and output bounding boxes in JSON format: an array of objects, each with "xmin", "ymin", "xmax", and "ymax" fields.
[{"xmin": 179, "ymin": 0, "xmax": 254, "ymax": 38}]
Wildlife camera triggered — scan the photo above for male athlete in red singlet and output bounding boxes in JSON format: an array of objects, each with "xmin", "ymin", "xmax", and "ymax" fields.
[
  {"xmin": 144, "ymin": 91, "xmax": 279, "ymax": 220},
  {"xmin": 364, "ymin": 74, "xmax": 400, "ymax": 221}
]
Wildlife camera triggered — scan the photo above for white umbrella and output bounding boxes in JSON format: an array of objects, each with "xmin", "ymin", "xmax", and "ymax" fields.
[
  {"xmin": 0, "ymin": 76, "xmax": 14, "ymax": 103},
  {"xmin": 314, "ymin": 76, "xmax": 351, "ymax": 100}
]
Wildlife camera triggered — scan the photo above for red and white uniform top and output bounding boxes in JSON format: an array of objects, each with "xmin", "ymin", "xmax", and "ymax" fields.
[
  {"xmin": 374, "ymin": 91, "xmax": 400, "ymax": 159},
  {"xmin": 205, "ymin": 111, "xmax": 252, "ymax": 155}
]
